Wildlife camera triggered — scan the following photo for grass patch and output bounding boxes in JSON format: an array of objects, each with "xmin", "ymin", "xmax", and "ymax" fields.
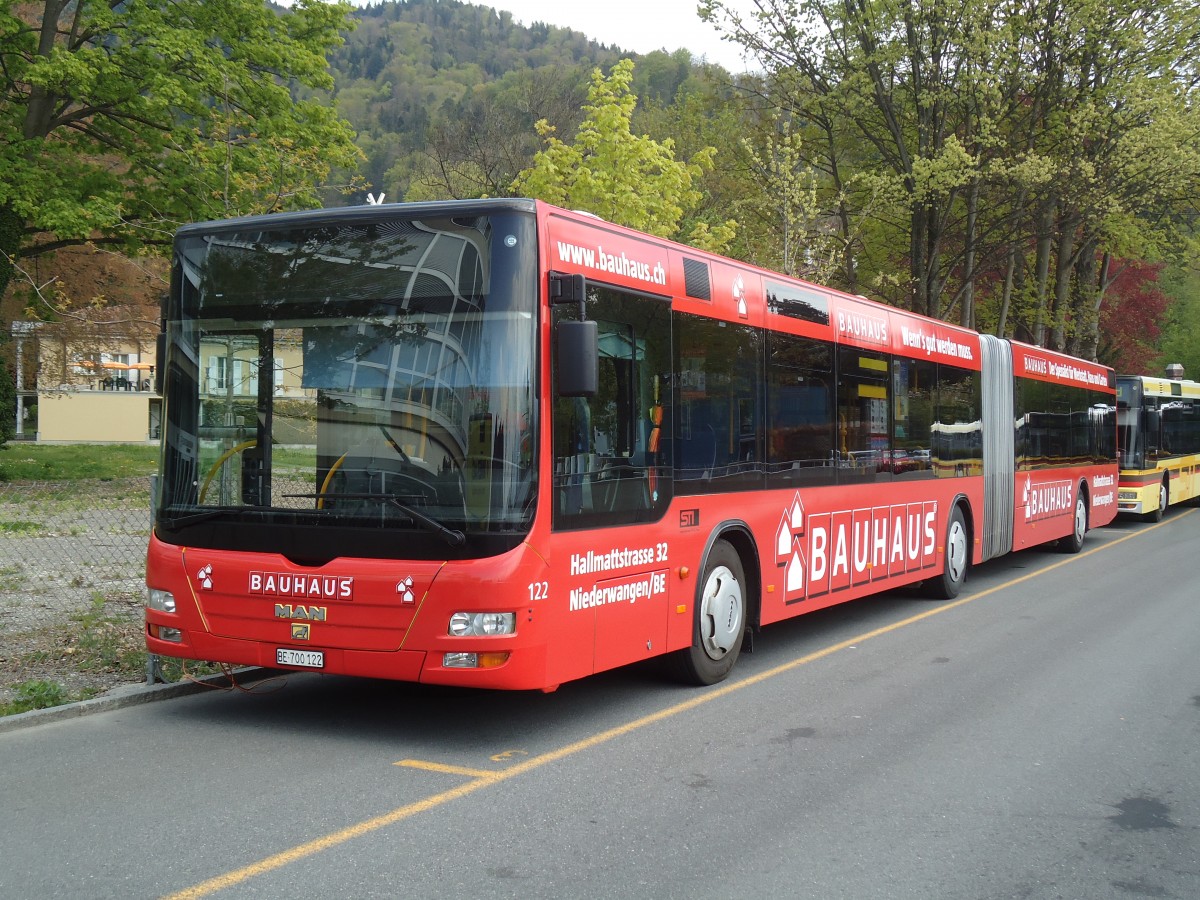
[
  {"xmin": 0, "ymin": 679, "xmax": 70, "ymax": 715},
  {"xmin": 0, "ymin": 566, "xmax": 27, "ymax": 592},
  {"xmin": 71, "ymin": 596, "xmax": 146, "ymax": 674},
  {"xmin": 154, "ymin": 656, "xmax": 223, "ymax": 683},
  {"xmin": 0, "ymin": 444, "xmax": 158, "ymax": 482},
  {"xmin": 0, "ymin": 521, "xmax": 44, "ymax": 535}
]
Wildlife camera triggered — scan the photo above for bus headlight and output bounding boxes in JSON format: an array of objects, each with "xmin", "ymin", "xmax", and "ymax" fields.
[
  {"xmin": 146, "ymin": 589, "xmax": 176, "ymax": 613},
  {"xmin": 447, "ymin": 612, "xmax": 516, "ymax": 636},
  {"xmin": 443, "ymin": 651, "xmax": 511, "ymax": 668}
]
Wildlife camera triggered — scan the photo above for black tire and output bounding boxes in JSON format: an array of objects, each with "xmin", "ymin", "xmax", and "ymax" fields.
[
  {"xmin": 1059, "ymin": 488, "xmax": 1087, "ymax": 553},
  {"xmin": 1144, "ymin": 478, "xmax": 1168, "ymax": 522},
  {"xmin": 673, "ymin": 540, "xmax": 746, "ymax": 686},
  {"xmin": 929, "ymin": 506, "xmax": 969, "ymax": 600}
]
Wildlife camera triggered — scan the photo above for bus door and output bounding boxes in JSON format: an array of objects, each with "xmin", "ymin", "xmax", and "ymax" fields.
[{"xmin": 551, "ymin": 283, "xmax": 672, "ymax": 673}]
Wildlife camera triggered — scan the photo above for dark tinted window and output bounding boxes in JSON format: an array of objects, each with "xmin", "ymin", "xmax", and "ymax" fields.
[
  {"xmin": 1015, "ymin": 379, "xmax": 1115, "ymax": 470},
  {"xmin": 673, "ymin": 313, "xmax": 763, "ymax": 495},
  {"xmin": 765, "ymin": 280, "xmax": 830, "ymax": 326},
  {"xmin": 891, "ymin": 358, "xmax": 936, "ymax": 479},
  {"xmin": 552, "ymin": 286, "xmax": 672, "ymax": 530},
  {"xmin": 836, "ymin": 347, "xmax": 890, "ymax": 483},
  {"xmin": 935, "ymin": 365, "xmax": 982, "ymax": 477},
  {"xmin": 766, "ymin": 333, "xmax": 835, "ymax": 486}
]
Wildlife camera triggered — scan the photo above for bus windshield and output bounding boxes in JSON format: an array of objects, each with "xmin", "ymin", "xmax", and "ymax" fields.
[
  {"xmin": 1116, "ymin": 376, "xmax": 1144, "ymax": 470},
  {"xmin": 156, "ymin": 209, "xmax": 538, "ymax": 561}
]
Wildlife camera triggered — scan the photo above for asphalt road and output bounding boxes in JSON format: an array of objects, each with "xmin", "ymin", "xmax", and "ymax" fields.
[{"xmin": 2, "ymin": 509, "xmax": 1198, "ymax": 900}]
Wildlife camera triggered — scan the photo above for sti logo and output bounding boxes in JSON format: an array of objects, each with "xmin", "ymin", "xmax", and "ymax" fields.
[{"xmin": 679, "ymin": 509, "xmax": 699, "ymax": 528}]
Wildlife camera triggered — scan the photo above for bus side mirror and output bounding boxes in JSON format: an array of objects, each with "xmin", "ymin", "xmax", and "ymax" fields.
[
  {"xmin": 557, "ymin": 320, "xmax": 598, "ymax": 397},
  {"xmin": 549, "ymin": 271, "xmax": 597, "ymax": 396}
]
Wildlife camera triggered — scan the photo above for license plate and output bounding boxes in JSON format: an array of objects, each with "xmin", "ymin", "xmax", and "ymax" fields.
[{"xmin": 277, "ymin": 648, "xmax": 324, "ymax": 669}]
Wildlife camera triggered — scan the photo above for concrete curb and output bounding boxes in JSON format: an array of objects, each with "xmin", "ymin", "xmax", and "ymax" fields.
[{"xmin": 0, "ymin": 668, "xmax": 276, "ymax": 735}]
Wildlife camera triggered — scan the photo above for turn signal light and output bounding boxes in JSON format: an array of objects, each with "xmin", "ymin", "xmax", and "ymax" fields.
[{"xmin": 442, "ymin": 651, "xmax": 511, "ymax": 669}]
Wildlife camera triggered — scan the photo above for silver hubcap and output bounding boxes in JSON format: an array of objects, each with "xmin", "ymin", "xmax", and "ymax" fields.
[
  {"xmin": 1159, "ymin": 484, "xmax": 1168, "ymax": 513},
  {"xmin": 700, "ymin": 565, "xmax": 743, "ymax": 661},
  {"xmin": 1074, "ymin": 497, "xmax": 1086, "ymax": 541},
  {"xmin": 946, "ymin": 519, "xmax": 967, "ymax": 584}
]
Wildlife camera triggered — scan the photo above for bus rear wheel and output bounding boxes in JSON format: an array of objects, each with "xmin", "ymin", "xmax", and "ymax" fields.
[
  {"xmin": 1145, "ymin": 478, "xmax": 1168, "ymax": 522},
  {"xmin": 673, "ymin": 539, "xmax": 745, "ymax": 686},
  {"xmin": 1059, "ymin": 489, "xmax": 1087, "ymax": 553},
  {"xmin": 929, "ymin": 506, "xmax": 968, "ymax": 600}
]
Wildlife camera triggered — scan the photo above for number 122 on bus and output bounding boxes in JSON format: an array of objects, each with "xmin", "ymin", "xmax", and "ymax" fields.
[{"xmin": 145, "ymin": 199, "xmax": 1118, "ymax": 691}]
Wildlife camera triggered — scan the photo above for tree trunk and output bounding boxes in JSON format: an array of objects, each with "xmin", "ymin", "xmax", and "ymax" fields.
[
  {"xmin": 1033, "ymin": 199, "xmax": 1054, "ymax": 347},
  {"xmin": 1068, "ymin": 236, "xmax": 1099, "ymax": 357},
  {"xmin": 0, "ymin": 203, "xmax": 24, "ymax": 325},
  {"xmin": 1080, "ymin": 250, "xmax": 1111, "ymax": 362},
  {"xmin": 911, "ymin": 200, "xmax": 928, "ymax": 314},
  {"xmin": 925, "ymin": 199, "xmax": 945, "ymax": 319},
  {"xmin": 1050, "ymin": 214, "xmax": 1079, "ymax": 352},
  {"xmin": 960, "ymin": 179, "xmax": 979, "ymax": 329}
]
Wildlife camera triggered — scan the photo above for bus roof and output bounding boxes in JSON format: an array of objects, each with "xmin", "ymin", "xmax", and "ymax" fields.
[
  {"xmin": 1118, "ymin": 373, "xmax": 1200, "ymax": 399},
  {"xmin": 173, "ymin": 197, "xmax": 538, "ymax": 240}
]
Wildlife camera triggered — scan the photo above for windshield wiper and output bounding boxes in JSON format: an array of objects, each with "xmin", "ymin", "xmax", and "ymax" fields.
[
  {"xmin": 158, "ymin": 506, "xmax": 274, "ymax": 529},
  {"xmin": 284, "ymin": 492, "xmax": 466, "ymax": 548}
]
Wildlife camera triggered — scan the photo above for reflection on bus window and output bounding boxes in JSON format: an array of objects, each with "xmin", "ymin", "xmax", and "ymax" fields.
[{"xmin": 552, "ymin": 286, "xmax": 671, "ymax": 529}]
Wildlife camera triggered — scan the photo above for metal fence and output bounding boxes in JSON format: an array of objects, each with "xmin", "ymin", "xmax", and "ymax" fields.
[{"xmin": 0, "ymin": 477, "xmax": 150, "ymax": 635}]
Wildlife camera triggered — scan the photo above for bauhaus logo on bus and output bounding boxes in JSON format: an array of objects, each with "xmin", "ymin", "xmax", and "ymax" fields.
[
  {"xmin": 1023, "ymin": 478, "xmax": 1073, "ymax": 522},
  {"xmin": 1021, "ymin": 353, "xmax": 1108, "ymax": 387},
  {"xmin": 776, "ymin": 493, "xmax": 938, "ymax": 604},
  {"xmin": 248, "ymin": 570, "xmax": 354, "ymax": 601},
  {"xmin": 835, "ymin": 309, "xmax": 888, "ymax": 345}
]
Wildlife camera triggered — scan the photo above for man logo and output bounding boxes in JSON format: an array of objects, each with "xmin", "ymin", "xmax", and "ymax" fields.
[
  {"xmin": 291, "ymin": 623, "xmax": 311, "ymax": 641},
  {"xmin": 274, "ymin": 604, "xmax": 327, "ymax": 621}
]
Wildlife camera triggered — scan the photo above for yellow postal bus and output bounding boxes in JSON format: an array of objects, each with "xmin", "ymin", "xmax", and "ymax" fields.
[{"xmin": 1117, "ymin": 369, "xmax": 1200, "ymax": 520}]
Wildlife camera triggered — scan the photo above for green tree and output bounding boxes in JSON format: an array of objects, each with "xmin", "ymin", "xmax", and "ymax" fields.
[
  {"xmin": 0, "ymin": 355, "xmax": 13, "ymax": 447},
  {"xmin": 1158, "ymin": 262, "xmax": 1200, "ymax": 379},
  {"xmin": 0, "ymin": 0, "xmax": 362, "ymax": 312},
  {"xmin": 512, "ymin": 59, "xmax": 735, "ymax": 250},
  {"xmin": 704, "ymin": 0, "xmax": 1200, "ymax": 358},
  {"xmin": 0, "ymin": 0, "xmax": 363, "ymax": 447}
]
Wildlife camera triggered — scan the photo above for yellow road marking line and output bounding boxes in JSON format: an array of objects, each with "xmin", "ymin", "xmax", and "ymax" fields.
[
  {"xmin": 164, "ymin": 513, "xmax": 1188, "ymax": 899},
  {"xmin": 394, "ymin": 759, "xmax": 499, "ymax": 779}
]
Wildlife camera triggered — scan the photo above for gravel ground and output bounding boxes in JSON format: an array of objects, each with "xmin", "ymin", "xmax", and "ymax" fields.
[{"xmin": 0, "ymin": 479, "xmax": 152, "ymax": 707}]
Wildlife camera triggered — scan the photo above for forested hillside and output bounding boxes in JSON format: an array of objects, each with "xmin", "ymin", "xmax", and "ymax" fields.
[{"xmin": 320, "ymin": 0, "xmax": 705, "ymax": 205}]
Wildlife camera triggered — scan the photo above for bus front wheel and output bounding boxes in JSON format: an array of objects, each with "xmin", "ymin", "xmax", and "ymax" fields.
[
  {"xmin": 929, "ymin": 506, "xmax": 969, "ymax": 600},
  {"xmin": 674, "ymin": 539, "xmax": 745, "ymax": 686}
]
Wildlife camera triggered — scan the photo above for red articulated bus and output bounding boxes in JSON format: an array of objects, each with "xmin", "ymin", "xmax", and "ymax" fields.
[{"xmin": 145, "ymin": 199, "xmax": 1118, "ymax": 690}]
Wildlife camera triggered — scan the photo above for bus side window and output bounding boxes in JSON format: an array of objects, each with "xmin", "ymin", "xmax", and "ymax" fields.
[
  {"xmin": 551, "ymin": 286, "xmax": 671, "ymax": 530},
  {"xmin": 836, "ymin": 346, "xmax": 890, "ymax": 483},
  {"xmin": 936, "ymin": 364, "xmax": 982, "ymax": 476},
  {"xmin": 674, "ymin": 313, "xmax": 763, "ymax": 494},
  {"xmin": 766, "ymin": 332, "xmax": 835, "ymax": 487}
]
